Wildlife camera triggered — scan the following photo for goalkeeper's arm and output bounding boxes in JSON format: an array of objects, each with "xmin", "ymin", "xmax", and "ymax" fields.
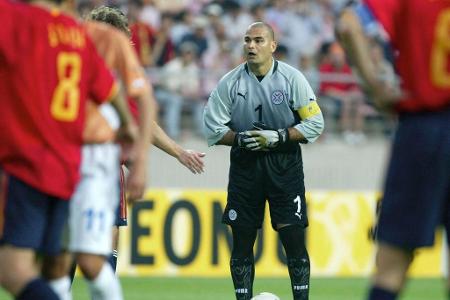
[
  {"xmin": 247, "ymin": 119, "xmax": 320, "ymax": 151},
  {"xmin": 216, "ymin": 130, "xmax": 237, "ymax": 146},
  {"xmin": 286, "ymin": 127, "xmax": 308, "ymax": 143},
  {"xmin": 247, "ymin": 105, "xmax": 324, "ymax": 151},
  {"xmin": 217, "ymin": 130, "xmax": 260, "ymax": 151}
]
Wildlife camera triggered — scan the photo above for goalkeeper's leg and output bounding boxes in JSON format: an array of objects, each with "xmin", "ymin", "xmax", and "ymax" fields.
[
  {"xmin": 278, "ymin": 224, "xmax": 310, "ymax": 300},
  {"xmin": 230, "ymin": 226, "xmax": 257, "ymax": 300}
]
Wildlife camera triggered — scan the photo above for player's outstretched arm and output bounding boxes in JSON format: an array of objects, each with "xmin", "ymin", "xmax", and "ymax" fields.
[{"xmin": 153, "ymin": 122, "xmax": 205, "ymax": 174}]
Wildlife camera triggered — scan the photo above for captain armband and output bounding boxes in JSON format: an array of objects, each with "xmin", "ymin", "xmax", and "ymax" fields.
[{"xmin": 297, "ymin": 100, "xmax": 322, "ymax": 120}]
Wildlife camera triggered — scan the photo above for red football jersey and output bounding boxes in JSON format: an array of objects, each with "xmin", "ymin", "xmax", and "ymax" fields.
[
  {"xmin": 0, "ymin": 1, "xmax": 117, "ymax": 199},
  {"xmin": 366, "ymin": 0, "xmax": 450, "ymax": 112}
]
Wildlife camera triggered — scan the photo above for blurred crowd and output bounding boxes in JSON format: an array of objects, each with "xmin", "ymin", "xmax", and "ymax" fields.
[{"xmin": 78, "ymin": 0, "xmax": 397, "ymax": 144}]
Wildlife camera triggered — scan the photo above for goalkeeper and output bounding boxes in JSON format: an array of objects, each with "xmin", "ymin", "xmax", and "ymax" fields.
[{"xmin": 203, "ymin": 22, "xmax": 324, "ymax": 300}]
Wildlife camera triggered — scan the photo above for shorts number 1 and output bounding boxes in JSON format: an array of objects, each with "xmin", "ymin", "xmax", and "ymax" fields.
[{"xmin": 294, "ymin": 195, "xmax": 302, "ymax": 220}]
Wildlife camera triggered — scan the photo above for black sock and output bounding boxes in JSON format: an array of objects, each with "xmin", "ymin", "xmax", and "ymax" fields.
[
  {"xmin": 287, "ymin": 256, "xmax": 310, "ymax": 300},
  {"xmin": 230, "ymin": 226, "xmax": 257, "ymax": 300},
  {"xmin": 367, "ymin": 286, "xmax": 397, "ymax": 300},
  {"xmin": 107, "ymin": 249, "xmax": 118, "ymax": 272},
  {"xmin": 69, "ymin": 260, "xmax": 77, "ymax": 286},
  {"xmin": 16, "ymin": 278, "xmax": 59, "ymax": 300},
  {"xmin": 230, "ymin": 257, "xmax": 254, "ymax": 300},
  {"xmin": 278, "ymin": 225, "xmax": 310, "ymax": 300}
]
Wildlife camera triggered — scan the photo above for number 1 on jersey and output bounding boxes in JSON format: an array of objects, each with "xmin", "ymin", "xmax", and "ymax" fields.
[{"xmin": 255, "ymin": 104, "xmax": 262, "ymax": 122}]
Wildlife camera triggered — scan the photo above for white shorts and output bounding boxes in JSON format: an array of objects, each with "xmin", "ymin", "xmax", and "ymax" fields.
[{"xmin": 69, "ymin": 104, "xmax": 121, "ymax": 255}]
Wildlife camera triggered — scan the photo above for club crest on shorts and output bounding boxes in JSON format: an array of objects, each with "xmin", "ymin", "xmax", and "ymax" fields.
[
  {"xmin": 271, "ymin": 90, "xmax": 284, "ymax": 105},
  {"xmin": 229, "ymin": 209, "xmax": 237, "ymax": 221}
]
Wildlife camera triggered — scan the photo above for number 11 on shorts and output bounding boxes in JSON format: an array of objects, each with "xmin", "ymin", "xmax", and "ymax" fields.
[{"xmin": 294, "ymin": 195, "xmax": 302, "ymax": 220}]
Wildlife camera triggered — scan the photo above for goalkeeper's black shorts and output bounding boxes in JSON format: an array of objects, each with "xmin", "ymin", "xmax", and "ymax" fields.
[{"xmin": 222, "ymin": 145, "xmax": 308, "ymax": 230}]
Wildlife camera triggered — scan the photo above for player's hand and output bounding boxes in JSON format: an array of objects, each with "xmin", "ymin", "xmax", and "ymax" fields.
[
  {"xmin": 178, "ymin": 149, "xmax": 206, "ymax": 174},
  {"xmin": 116, "ymin": 122, "xmax": 138, "ymax": 145},
  {"xmin": 125, "ymin": 150, "xmax": 147, "ymax": 204},
  {"xmin": 116, "ymin": 122, "xmax": 139, "ymax": 162},
  {"xmin": 246, "ymin": 130, "xmax": 279, "ymax": 150},
  {"xmin": 234, "ymin": 131, "xmax": 260, "ymax": 151},
  {"xmin": 372, "ymin": 81, "xmax": 404, "ymax": 112},
  {"xmin": 246, "ymin": 122, "xmax": 289, "ymax": 151}
]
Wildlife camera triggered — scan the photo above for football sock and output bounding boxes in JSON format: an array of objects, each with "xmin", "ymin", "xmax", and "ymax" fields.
[
  {"xmin": 279, "ymin": 225, "xmax": 310, "ymax": 300},
  {"xmin": 287, "ymin": 257, "xmax": 310, "ymax": 300},
  {"xmin": 230, "ymin": 226, "xmax": 258, "ymax": 300},
  {"xmin": 68, "ymin": 260, "xmax": 77, "ymax": 286},
  {"xmin": 49, "ymin": 276, "xmax": 72, "ymax": 300},
  {"xmin": 17, "ymin": 278, "xmax": 59, "ymax": 300},
  {"xmin": 107, "ymin": 249, "xmax": 118, "ymax": 272},
  {"xmin": 87, "ymin": 262, "xmax": 123, "ymax": 300},
  {"xmin": 367, "ymin": 286, "xmax": 397, "ymax": 300},
  {"xmin": 230, "ymin": 257, "xmax": 254, "ymax": 300}
]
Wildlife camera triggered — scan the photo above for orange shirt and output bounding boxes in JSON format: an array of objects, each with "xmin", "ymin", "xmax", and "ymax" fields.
[
  {"xmin": 83, "ymin": 21, "xmax": 151, "ymax": 142},
  {"xmin": 85, "ymin": 21, "xmax": 149, "ymax": 99}
]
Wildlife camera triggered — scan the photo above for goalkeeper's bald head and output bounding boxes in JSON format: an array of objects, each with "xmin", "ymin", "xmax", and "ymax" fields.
[{"xmin": 247, "ymin": 22, "xmax": 275, "ymax": 41}]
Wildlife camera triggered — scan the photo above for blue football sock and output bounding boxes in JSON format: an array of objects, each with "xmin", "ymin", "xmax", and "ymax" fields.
[
  {"xmin": 107, "ymin": 249, "xmax": 118, "ymax": 272},
  {"xmin": 17, "ymin": 278, "xmax": 59, "ymax": 300},
  {"xmin": 367, "ymin": 286, "xmax": 398, "ymax": 300}
]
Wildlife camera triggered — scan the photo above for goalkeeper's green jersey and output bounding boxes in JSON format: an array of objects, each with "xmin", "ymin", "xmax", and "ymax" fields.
[{"xmin": 203, "ymin": 59, "xmax": 324, "ymax": 146}]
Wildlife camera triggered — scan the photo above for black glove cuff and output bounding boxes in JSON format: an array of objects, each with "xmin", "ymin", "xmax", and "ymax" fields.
[
  {"xmin": 277, "ymin": 128, "xmax": 289, "ymax": 145},
  {"xmin": 233, "ymin": 132, "xmax": 241, "ymax": 147},
  {"xmin": 234, "ymin": 132, "xmax": 248, "ymax": 148}
]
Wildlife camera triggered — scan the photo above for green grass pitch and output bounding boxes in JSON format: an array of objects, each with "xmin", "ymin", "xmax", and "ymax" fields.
[{"xmin": 0, "ymin": 277, "xmax": 445, "ymax": 299}]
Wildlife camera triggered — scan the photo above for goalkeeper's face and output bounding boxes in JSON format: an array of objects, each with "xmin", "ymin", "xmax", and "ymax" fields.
[{"xmin": 243, "ymin": 26, "xmax": 276, "ymax": 67}]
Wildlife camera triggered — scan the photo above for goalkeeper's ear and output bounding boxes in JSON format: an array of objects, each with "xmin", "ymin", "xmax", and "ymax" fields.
[{"xmin": 252, "ymin": 121, "xmax": 274, "ymax": 131}]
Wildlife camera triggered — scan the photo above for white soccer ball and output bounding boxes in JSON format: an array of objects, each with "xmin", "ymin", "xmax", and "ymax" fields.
[{"xmin": 251, "ymin": 292, "xmax": 281, "ymax": 300}]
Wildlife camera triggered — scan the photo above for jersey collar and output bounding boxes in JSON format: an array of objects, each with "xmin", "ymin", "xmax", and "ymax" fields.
[{"xmin": 244, "ymin": 59, "xmax": 279, "ymax": 80}]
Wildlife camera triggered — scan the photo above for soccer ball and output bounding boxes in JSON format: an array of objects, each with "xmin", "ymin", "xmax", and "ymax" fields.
[{"xmin": 251, "ymin": 292, "xmax": 281, "ymax": 300}]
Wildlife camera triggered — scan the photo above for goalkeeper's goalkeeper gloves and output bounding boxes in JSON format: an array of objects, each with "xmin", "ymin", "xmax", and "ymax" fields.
[
  {"xmin": 234, "ymin": 131, "xmax": 260, "ymax": 151},
  {"xmin": 247, "ymin": 121, "xmax": 289, "ymax": 151}
]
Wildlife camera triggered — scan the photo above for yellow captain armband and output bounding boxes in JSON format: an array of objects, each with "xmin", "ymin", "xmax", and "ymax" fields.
[{"xmin": 297, "ymin": 100, "xmax": 322, "ymax": 120}]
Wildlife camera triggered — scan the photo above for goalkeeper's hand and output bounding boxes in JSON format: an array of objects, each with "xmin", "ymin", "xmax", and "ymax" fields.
[
  {"xmin": 247, "ymin": 122, "xmax": 289, "ymax": 151},
  {"xmin": 234, "ymin": 131, "xmax": 261, "ymax": 151}
]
